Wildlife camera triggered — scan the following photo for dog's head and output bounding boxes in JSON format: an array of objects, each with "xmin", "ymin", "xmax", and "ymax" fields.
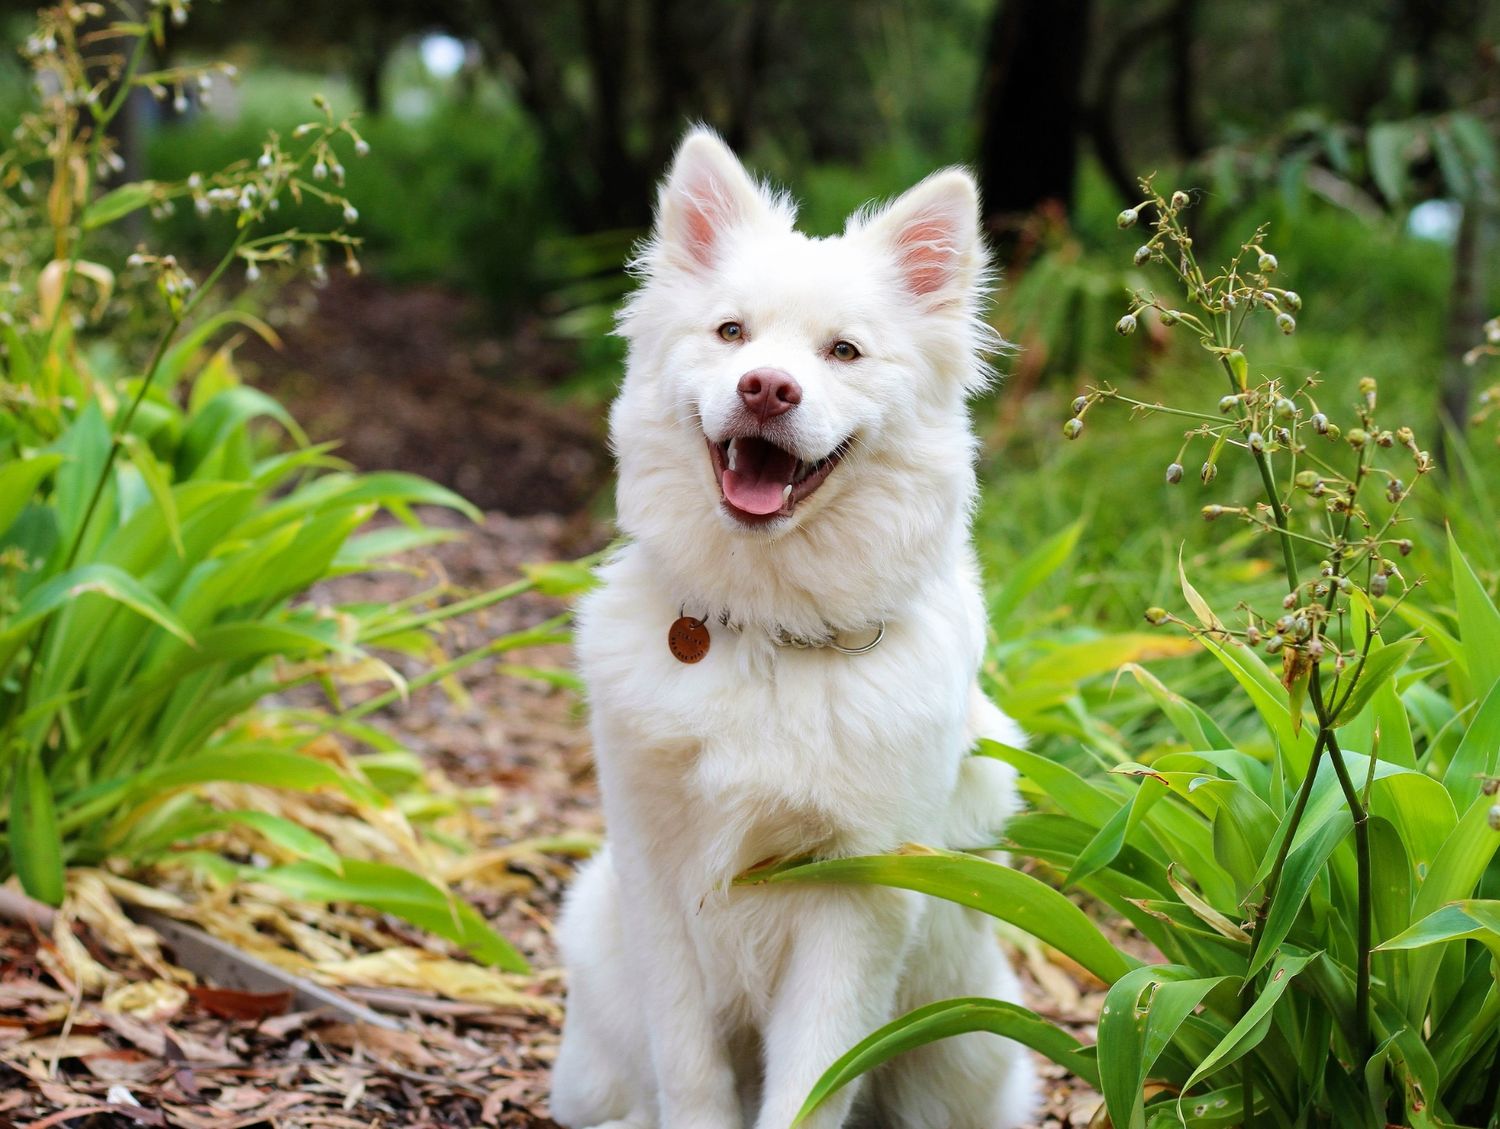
[{"xmin": 611, "ymin": 129, "xmax": 995, "ymax": 624}]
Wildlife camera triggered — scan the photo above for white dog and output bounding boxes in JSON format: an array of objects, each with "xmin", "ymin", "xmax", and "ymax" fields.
[{"xmin": 551, "ymin": 129, "xmax": 1037, "ymax": 1129}]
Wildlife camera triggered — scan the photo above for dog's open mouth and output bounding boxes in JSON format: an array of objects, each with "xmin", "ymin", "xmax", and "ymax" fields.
[{"xmin": 706, "ymin": 435, "xmax": 850, "ymax": 523}]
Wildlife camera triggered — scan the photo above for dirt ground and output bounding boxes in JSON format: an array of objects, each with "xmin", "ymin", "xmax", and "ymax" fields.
[{"xmin": 0, "ymin": 278, "xmax": 1111, "ymax": 1129}]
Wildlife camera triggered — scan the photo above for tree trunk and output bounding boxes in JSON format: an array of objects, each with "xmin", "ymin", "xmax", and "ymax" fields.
[{"xmin": 976, "ymin": 0, "xmax": 1093, "ymax": 249}]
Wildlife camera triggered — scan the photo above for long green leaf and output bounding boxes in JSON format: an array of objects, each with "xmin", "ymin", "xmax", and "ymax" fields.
[
  {"xmin": 1376, "ymin": 901, "xmax": 1500, "ymax": 964},
  {"xmin": 1178, "ymin": 948, "xmax": 1316, "ymax": 1099},
  {"xmin": 1403, "ymin": 794, "xmax": 1500, "ymax": 1018},
  {"xmin": 82, "ymin": 180, "xmax": 159, "ymax": 229},
  {"xmin": 1250, "ymin": 810, "xmax": 1352, "ymax": 978},
  {"xmin": 1367, "ymin": 122, "xmax": 1412, "ymax": 204},
  {"xmin": 0, "ymin": 562, "xmax": 194, "ymax": 653},
  {"xmin": 1440, "ymin": 676, "xmax": 1500, "ymax": 799},
  {"xmin": 793, "ymin": 997, "xmax": 1098, "ymax": 1127},
  {"xmin": 739, "ymin": 847, "xmax": 1137, "ymax": 985},
  {"xmin": 221, "ymin": 811, "xmax": 342, "ymax": 873},
  {"xmin": 976, "ymin": 739, "xmax": 1121, "ymax": 828},
  {"xmin": 987, "ymin": 521, "xmax": 1082, "ymax": 629},
  {"xmin": 1333, "ymin": 637, "xmax": 1422, "ymax": 728},
  {"xmin": 9, "ymin": 749, "xmax": 65, "ymax": 905},
  {"xmin": 1450, "ymin": 529, "xmax": 1500, "ymax": 699},
  {"xmin": 117, "ymin": 747, "xmax": 385, "ymax": 809},
  {"xmin": 1099, "ymin": 966, "xmax": 1229, "ymax": 1129},
  {"xmin": 0, "ymin": 453, "xmax": 64, "ymax": 540},
  {"xmin": 255, "ymin": 859, "xmax": 527, "ymax": 972}
]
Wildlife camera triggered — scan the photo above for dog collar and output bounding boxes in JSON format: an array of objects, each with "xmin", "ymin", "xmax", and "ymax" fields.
[{"xmin": 667, "ymin": 607, "xmax": 885, "ymax": 664}]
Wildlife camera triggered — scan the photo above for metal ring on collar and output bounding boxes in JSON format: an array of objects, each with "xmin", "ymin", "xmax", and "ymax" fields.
[{"xmin": 830, "ymin": 622, "xmax": 885, "ymax": 656}]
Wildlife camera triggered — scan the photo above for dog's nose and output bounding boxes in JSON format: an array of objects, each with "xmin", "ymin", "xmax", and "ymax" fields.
[{"xmin": 737, "ymin": 368, "xmax": 802, "ymax": 422}]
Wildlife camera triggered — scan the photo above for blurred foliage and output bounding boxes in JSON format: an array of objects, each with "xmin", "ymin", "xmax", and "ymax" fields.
[{"xmin": 145, "ymin": 94, "xmax": 551, "ymax": 316}]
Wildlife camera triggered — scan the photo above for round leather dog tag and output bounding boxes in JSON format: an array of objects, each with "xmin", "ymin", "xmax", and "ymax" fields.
[{"xmin": 668, "ymin": 616, "xmax": 710, "ymax": 663}]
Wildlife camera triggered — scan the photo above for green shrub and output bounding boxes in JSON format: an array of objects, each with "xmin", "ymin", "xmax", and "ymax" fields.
[
  {"xmin": 144, "ymin": 76, "xmax": 554, "ymax": 314},
  {"xmin": 748, "ymin": 183, "xmax": 1500, "ymax": 1127},
  {"xmin": 0, "ymin": 5, "xmax": 583, "ymax": 970}
]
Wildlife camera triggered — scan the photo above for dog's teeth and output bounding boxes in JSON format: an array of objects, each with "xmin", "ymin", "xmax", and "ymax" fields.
[
  {"xmin": 727, "ymin": 439, "xmax": 738, "ymax": 472},
  {"xmin": 782, "ymin": 483, "xmax": 793, "ymax": 503}
]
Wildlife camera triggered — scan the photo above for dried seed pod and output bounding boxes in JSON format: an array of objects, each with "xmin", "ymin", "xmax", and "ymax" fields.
[{"xmin": 1072, "ymin": 395, "xmax": 1089, "ymax": 415}]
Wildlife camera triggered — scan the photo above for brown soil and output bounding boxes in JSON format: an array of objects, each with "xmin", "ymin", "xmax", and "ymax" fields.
[{"xmin": 239, "ymin": 274, "xmax": 611, "ymax": 520}]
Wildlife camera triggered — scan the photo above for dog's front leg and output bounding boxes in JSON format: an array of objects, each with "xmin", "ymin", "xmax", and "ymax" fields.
[
  {"xmin": 626, "ymin": 868, "xmax": 743, "ymax": 1129},
  {"xmin": 754, "ymin": 886, "xmax": 918, "ymax": 1129}
]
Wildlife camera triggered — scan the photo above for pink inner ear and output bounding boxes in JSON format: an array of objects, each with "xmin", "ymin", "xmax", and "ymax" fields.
[
  {"xmin": 673, "ymin": 171, "xmax": 739, "ymax": 269},
  {"xmin": 896, "ymin": 215, "xmax": 958, "ymax": 296},
  {"xmin": 683, "ymin": 192, "xmax": 721, "ymax": 267}
]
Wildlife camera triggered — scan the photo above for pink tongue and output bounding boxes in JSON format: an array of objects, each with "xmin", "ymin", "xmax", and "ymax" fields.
[{"xmin": 722, "ymin": 439, "xmax": 798, "ymax": 515}]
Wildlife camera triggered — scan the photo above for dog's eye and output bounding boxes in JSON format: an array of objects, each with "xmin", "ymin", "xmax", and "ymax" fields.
[
  {"xmin": 717, "ymin": 322, "xmax": 744, "ymax": 342},
  {"xmin": 830, "ymin": 340, "xmax": 860, "ymax": 362}
]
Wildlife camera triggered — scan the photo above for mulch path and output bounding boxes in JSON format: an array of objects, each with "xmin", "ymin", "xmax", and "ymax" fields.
[{"xmin": 0, "ymin": 278, "xmax": 1119, "ymax": 1128}]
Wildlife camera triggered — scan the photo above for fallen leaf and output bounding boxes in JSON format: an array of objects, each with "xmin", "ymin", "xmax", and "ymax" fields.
[
  {"xmin": 187, "ymin": 985, "xmax": 294, "ymax": 1022},
  {"xmin": 102, "ymin": 979, "xmax": 189, "ymax": 1023}
]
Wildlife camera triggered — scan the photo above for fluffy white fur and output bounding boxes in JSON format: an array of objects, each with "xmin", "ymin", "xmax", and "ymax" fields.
[{"xmin": 551, "ymin": 129, "xmax": 1037, "ymax": 1129}]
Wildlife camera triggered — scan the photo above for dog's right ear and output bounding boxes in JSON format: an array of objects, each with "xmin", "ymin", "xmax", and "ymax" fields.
[{"xmin": 653, "ymin": 129, "xmax": 774, "ymax": 273}]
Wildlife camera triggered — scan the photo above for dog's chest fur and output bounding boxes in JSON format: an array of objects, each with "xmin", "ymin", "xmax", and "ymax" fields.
[{"xmin": 578, "ymin": 546, "xmax": 984, "ymax": 897}]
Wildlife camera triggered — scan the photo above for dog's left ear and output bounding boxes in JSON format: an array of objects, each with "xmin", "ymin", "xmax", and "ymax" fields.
[{"xmin": 859, "ymin": 170, "xmax": 983, "ymax": 304}]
